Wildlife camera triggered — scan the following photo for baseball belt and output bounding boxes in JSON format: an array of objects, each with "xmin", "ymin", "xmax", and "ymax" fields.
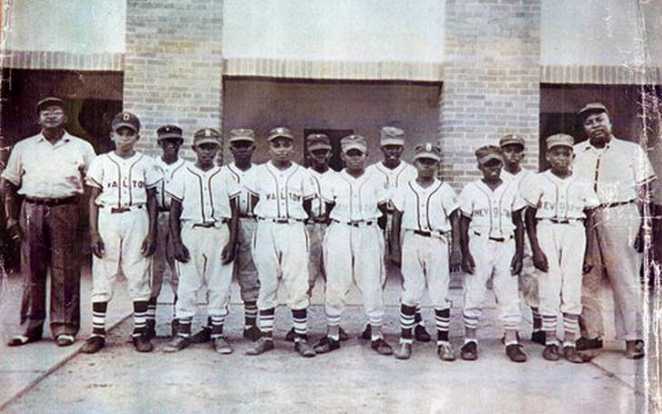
[
  {"xmin": 331, "ymin": 219, "xmax": 375, "ymax": 227},
  {"xmin": 258, "ymin": 217, "xmax": 304, "ymax": 224},
  {"xmin": 601, "ymin": 199, "xmax": 635, "ymax": 209},
  {"xmin": 99, "ymin": 204, "xmax": 144, "ymax": 214},
  {"xmin": 24, "ymin": 196, "xmax": 78, "ymax": 206},
  {"xmin": 413, "ymin": 229, "xmax": 449, "ymax": 239},
  {"xmin": 472, "ymin": 230, "xmax": 513, "ymax": 242},
  {"xmin": 538, "ymin": 218, "xmax": 583, "ymax": 224},
  {"xmin": 192, "ymin": 218, "xmax": 229, "ymax": 228}
]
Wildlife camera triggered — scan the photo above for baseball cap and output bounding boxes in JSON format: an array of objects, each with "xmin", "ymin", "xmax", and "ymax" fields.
[
  {"xmin": 546, "ymin": 134, "xmax": 575, "ymax": 150},
  {"xmin": 228, "ymin": 128, "xmax": 256, "ymax": 144},
  {"xmin": 157, "ymin": 124, "xmax": 183, "ymax": 141},
  {"xmin": 475, "ymin": 145, "xmax": 503, "ymax": 165},
  {"xmin": 380, "ymin": 126, "xmax": 405, "ymax": 147},
  {"xmin": 267, "ymin": 127, "xmax": 294, "ymax": 142},
  {"xmin": 499, "ymin": 134, "xmax": 526, "ymax": 148},
  {"xmin": 36, "ymin": 96, "xmax": 65, "ymax": 113},
  {"xmin": 193, "ymin": 128, "xmax": 222, "ymax": 146},
  {"xmin": 413, "ymin": 142, "xmax": 441, "ymax": 162},
  {"xmin": 306, "ymin": 133, "xmax": 331, "ymax": 152},
  {"xmin": 112, "ymin": 111, "xmax": 141, "ymax": 133},
  {"xmin": 577, "ymin": 102, "xmax": 608, "ymax": 122},
  {"xmin": 341, "ymin": 134, "xmax": 368, "ymax": 154}
]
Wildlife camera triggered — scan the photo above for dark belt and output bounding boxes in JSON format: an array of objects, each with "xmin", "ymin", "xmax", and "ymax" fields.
[
  {"xmin": 102, "ymin": 204, "xmax": 144, "ymax": 214},
  {"xmin": 238, "ymin": 214, "xmax": 256, "ymax": 219},
  {"xmin": 413, "ymin": 229, "xmax": 448, "ymax": 238},
  {"xmin": 539, "ymin": 218, "xmax": 583, "ymax": 224},
  {"xmin": 258, "ymin": 217, "xmax": 304, "ymax": 224},
  {"xmin": 192, "ymin": 218, "xmax": 229, "ymax": 228},
  {"xmin": 601, "ymin": 199, "xmax": 635, "ymax": 209},
  {"xmin": 472, "ymin": 230, "xmax": 512, "ymax": 242},
  {"xmin": 158, "ymin": 207, "xmax": 170, "ymax": 213},
  {"xmin": 25, "ymin": 196, "xmax": 78, "ymax": 206},
  {"xmin": 332, "ymin": 219, "xmax": 375, "ymax": 227}
]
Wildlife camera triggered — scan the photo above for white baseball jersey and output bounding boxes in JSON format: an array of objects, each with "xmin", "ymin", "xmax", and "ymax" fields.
[
  {"xmin": 166, "ymin": 164, "xmax": 240, "ymax": 223},
  {"xmin": 501, "ymin": 168, "xmax": 535, "ymax": 194},
  {"xmin": 220, "ymin": 162, "xmax": 257, "ymax": 216},
  {"xmin": 458, "ymin": 179, "xmax": 526, "ymax": 239},
  {"xmin": 154, "ymin": 157, "xmax": 187, "ymax": 210},
  {"xmin": 392, "ymin": 179, "xmax": 458, "ymax": 232},
  {"xmin": 86, "ymin": 152, "xmax": 162, "ymax": 207},
  {"xmin": 244, "ymin": 161, "xmax": 315, "ymax": 220},
  {"xmin": 321, "ymin": 169, "xmax": 387, "ymax": 222},
  {"xmin": 521, "ymin": 171, "xmax": 600, "ymax": 220},
  {"xmin": 308, "ymin": 167, "xmax": 337, "ymax": 219},
  {"xmin": 367, "ymin": 160, "xmax": 417, "ymax": 203}
]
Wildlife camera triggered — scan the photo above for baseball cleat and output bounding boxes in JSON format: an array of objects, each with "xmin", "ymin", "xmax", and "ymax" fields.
[
  {"xmin": 313, "ymin": 337, "xmax": 340, "ymax": 354},
  {"xmin": 575, "ymin": 337, "xmax": 603, "ymax": 351},
  {"xmin": 285, "ymin": 328, "xmax": 296, "ymax": 342},
  {"xmin": 132, "ymin": 335, "xmax": 154, "ymax": 353},
  {"xmin": 55, "ymin": 334, "xmax": 75, "ymax": 347},
  {"xmin": 394, "ymin": 342, "xmax": 412, "ymax": 360},
  {"xmin": 7, "ymin": 332, "xmax": 42, "ymax": 347},
  {"xmin": 190, "ymin": 327, "xmax": 211, "ymax": 344},
  {"xmin": 81, "ymin": 336, "xmax": 106, "ymax": 354},
  {"xmin": 213, "ymin": 337, "xmax": 233, "ymax": 354},
  {"xmin": 437, "ymin": 342, "xmax": 456, "ymax": 361},
  {"xmin": 505, "ymin": 344, "xmax": 527, "ymax": 363},
  {"xmin": 370, "ymin": 338, "xmax": 394, "ymax": 356},
  {"xmin": 243, "ymin": 325, "xmax": 262, "ymax": 342},
  {"xmin": 361, "ymin": 325, "xmax": 372, "ymax": 340},
  {"xmin": 460, "ymin": 342, "xmax": 478, "ymax": 361},
  {"xmin": 414, "ymin": 325, "xmax": 431, "ymax": 343},
  {"xmin": 624, "ymin": 340, "xmax": 645, "ymax": 360},
  {"xmin": 339, "ymin": 327, "xmax": 350, "ymax": 342},
  {"xmin": 542, "ymin": 344, "xmax": 561, "ymax": 361},
  {"xmin": 163, "ymin": 336, "xmax": 190, "ymax": 353},
  {"xmin": 563, "ymin": 346, "xmax": 591, "ymax": 363},
  {"xmin": 246, "ymin": 337, "xmax": 275, "ymax": 356},
  {"xmin": 294, "ymin": 339, "xmax": 316, "ymax": 358},
  {"xmin": 531, "ymin": 330, "xmax": 546, "ymax": 346}
]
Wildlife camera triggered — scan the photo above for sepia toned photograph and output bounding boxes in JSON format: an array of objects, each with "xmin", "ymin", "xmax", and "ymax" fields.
[{"xmin": 0, "ymin": 1, "xmax": 661, "ymax": 413}]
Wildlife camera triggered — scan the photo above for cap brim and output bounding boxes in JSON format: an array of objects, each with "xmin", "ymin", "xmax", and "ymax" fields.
[
  {"xmin": 499, "ymin": 139, "xmax": 525, "ymax": 148},
  {"xmin": 478, "ymin": 154, "xmax": 503, "ymax": 164},
  {"xmin": 308, "ymin": 143, "xmax": 332, "ymax": 152},
  {"xmin": 342, "ymin": 144, "xmax": 367, "ymax": 154},
  {"xmin": 113, "ymin": 122, "xmax": 138, "ymax": 132},
  {"xmin": 157, "ymin": 133, "xmax": 183, "ymax": 140},
  {"xmin": 268, "ymin": 133, "xmax": 294, "ymax": 141},
  {"xmin": 194, "ymin": 138, "xmax": 221, "ymax": 146},
  {"xmin": 414, "ymin": 153, "xmax": 441, "ymax": 162},
  {"xmin": 380, "ymin": 138, "xmax": 404, "ymax": 147},
  {"xmin": 547, "ymin": 143, "xmax": 573, "ymax": 150}
]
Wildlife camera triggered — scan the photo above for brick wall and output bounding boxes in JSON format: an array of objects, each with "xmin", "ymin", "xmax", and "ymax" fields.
[
  {"xmin": 123, "ymin": 0, "xmax": 223, "ymax": 158},
  {"xmin": 439, "ymin": 0, "xmax": 541, "ymax": 190}
]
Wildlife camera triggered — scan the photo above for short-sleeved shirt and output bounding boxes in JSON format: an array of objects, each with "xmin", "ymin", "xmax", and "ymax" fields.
[
  {"xmin": 1, "ymin": 132, "xmax": 96, "ymax": 198},
  {"xmin": 573, "ymin": 137, "xmax": 656, "ymax": 204},
  {"xmin": 521, "ymin": 170, "xmax": 600, "ymax": 220},
  {"xmin": 86, "ymin": 151, "xmax": 162, "ymax": 208},
  {"xmin": 366, "ymin": 160, "xmax": 417, "ymax": 205},
  {"xmin": 244, "ymin": 161, "xmax": 316, "ymax": 220},
  {"xmin": 322, "ymin": 169, "xmax": 387, "ymax": 222},
  {"xmin": 502, "ymin": 168, "xmax": 535, "ymax": 194},
  {"xmin": 458, "ymin": 179, "xmax": 526, "ymax": 238},
  {"xmin": 308, "ymin": 167, "xmax": 337, "ymax": 219},
  {"xmin": 392, "ymin": 179, "xmax": 458, "ymax": 232},
  {"xmin": 219, "ymin": 162, "xmax": 257, "ymax": 216},
  {"xmin": 166, "ymin": 164, "xmax": 240, "ymax": 223},
  {"xmin": 154, "ymin": 157, "xmax": 187, "ymax": 210}
]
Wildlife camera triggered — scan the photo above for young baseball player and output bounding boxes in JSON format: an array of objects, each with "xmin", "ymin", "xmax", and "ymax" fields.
[
  {"xmin": 365, "ymin": 126, "xmax": 430, "ymax": 342},
  {"xmin": 81, "ymin": 111, "xmax": 162, "ymax": 354},
  {"xmin": 522, "ymin": 134, "xmax": 600, "ymax": 363},
  {"xmin": 499, "ymin": 134, "xmax": 544, "ymax": 345},
  {"xmin": 314, "ymin": 134, "xmax": 393, "ymax": 356},
  {"xmin": 163, "ymin": 128, "xmax": 240, "ymax": 354},
  {"xmin": 147, "ymin": 125, "xmax": 187, "ymax": 340},
  {"xmin": 458, "ymin": 145, "xmax": 527, "ymax": 363},
  {"xmin": 244, "ymin": 127, "xmax": 317, "ymax": 358},
  {"xmin": 391, "ymin": 143, "xmax": 459, "ymax": 361}
]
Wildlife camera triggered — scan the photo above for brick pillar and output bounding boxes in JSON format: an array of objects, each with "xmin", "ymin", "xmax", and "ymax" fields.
[
  {"xmin": 439, "ymin": 0, "xmax": 541, "ymax": 190},
  {"xmin": 123, "ymin": 0, "xmax": 223, "ymax": 157}
]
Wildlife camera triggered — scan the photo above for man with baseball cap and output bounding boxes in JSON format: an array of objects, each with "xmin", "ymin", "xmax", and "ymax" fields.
[
  {"xmin": 2, "ymin": 96, "xmax": 96, "ymax": 347},
  {"xmin": 573, "ymin": 103, "xmax": 656, "ymax": 359}
]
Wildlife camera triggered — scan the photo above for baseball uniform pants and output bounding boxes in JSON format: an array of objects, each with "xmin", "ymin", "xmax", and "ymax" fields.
[
  {"xmin": 463, "ymin": 233, "xmax": 521, "ymax": 331},
  {"xmin": 581, "ymin": 203, "xmax": 643, "ymax": 341},
  {"xmin": 252, "ymin": 220, "xmax": 310, "ymax": 310},
  {"xmin": 234, "ymin": 217, "xmax": 260, "ymax": 303},
  {"xmin": 150, "ymin": 212, "xmax": 178, "ymax": 299},
  {"xmin": 306, "ymin": 222, "xmax": 327, "ymax": 295},
  {"xmin": 401, "ymin": 230, "xmax": 451, "ymax": 309},
  {"xmin": 519, "ymin": 237, "xmax": 539, "ymax": 308},
  {"xmin": 174, "ymin": 224, "xmax": 233, "ymax": 320},
  {"xmin": 91, "ymin": 207, "xmax": 152, "ymax": 303},
  {"xmin": 323, "ymin": 222, "xmax": 385, "ymax": 326}
]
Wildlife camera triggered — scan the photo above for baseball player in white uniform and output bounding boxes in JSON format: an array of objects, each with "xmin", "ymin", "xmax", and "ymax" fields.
[
  {"xmin": 391, "ymin": 143, "xmax": 459, "ymax": 361},
  {"xmin": 365, "ymin": 126, "xmax": 430, "ymax": 342},
  {"xmin": 458, "ymin": 145, "xmax": 527, "ymax": 363},
  {"xmin": 163, "ymin": 128, "xmax": 240, "ymax": 354},
  {"xmin": 314, "ymin": 134, "xmax": 394, "ymax": 356},
  {"xmin": 573, "ymin": 103, "xmax": 656, "ymax": 359},
  {"xmin": 147, "ymin": 124, "xmax": 187, "ymax": 339},
  {"xmin": 522, "ymin": 134, "xmax": 600, "ymax": 363},
  {"xmin": 244, "ymin": 127, "xmax": 317, "ymax": 358},
  {"xmin": 499, "ymin": 134, "xmax": 544, "ymax": 345},
  {"xmin": 82, "ymin": 111, "xmax": 162, "ymax": 354}
]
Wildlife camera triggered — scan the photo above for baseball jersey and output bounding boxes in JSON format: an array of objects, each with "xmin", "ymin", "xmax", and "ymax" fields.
[
  {"xmin": 573, "ymin": 137, "xmax": 656, "ymax": 204},
  {"xmin": 154, "ymin": 157, "xmax": 187, "ymax": 210},
  {"xmin": 220, "ymin": 162, "xmax": 257, "ymax": 216},
  {"xmin": 366, "ymin": 160, "xmax": 417, "ymax": 203},
  {"xmin": 166, "ymin": 164, "xmax": 240, "ymax": 223},
  {"xmin": 502, "ymin": 168, "xmax": 535, "ymax": 194},
  {"xmin": 392, "ymin": 179, "xmax": 459, "ymax": 232},
  {"xmin": 458, "ymin": 179, "xmax": 526, "ymax": 238},
  {"xmin": 322, "ymin": 169, "xmax": 387, "ymax": 222},
  {"xmin": 308, "ymin": 167, "xmax": 338, "ymax": 218},
  {"xmin": 244, "ymin": 161, "xmax": 316, "ymax": 220},
  {"xmin": 86, "ymin": 152, "xmax": 162, "ymax": 207},
  {"xmin": 521, "ymin": 171, "xmax": 600, "ymax": 220}
]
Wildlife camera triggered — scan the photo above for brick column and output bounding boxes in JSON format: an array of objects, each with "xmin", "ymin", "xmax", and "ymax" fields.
[
  {"xmin": 123, "ymin": 0, "xmax": 223, "ymax": 157},
  {"xmin": 439, "ymin": 0, "xmax": 541, "ymax": 189}
]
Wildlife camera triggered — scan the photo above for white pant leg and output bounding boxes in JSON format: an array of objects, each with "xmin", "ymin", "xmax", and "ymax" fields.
[
  {"xmin": 537, "ymin": 223, "xmax": 562, "ymax": 318},
  {"xmin": 425, "ymin": 235, "xmax": 452, "ymax": 310},
  {"xmin": 175, "ymin": 225, "xmax": 205, "ymax": 320},
  {"xmin": 119, "ymin": 209, "xmax": 152, "ymax": 301},
  {"xmin": 253, "ymin": 221, "xmax": 280, "ymax": 310},
  {"xmin": 202, "ymin": 225, "xmax": 233, "ymax": 318},
  {"xmin": 491, "ymin": 239, "xmax": 521, "ymax": 331},
  {"xmin": 91, "ymin": 209, "xmax": 121, "ymax": 302},
  {"xmin": 401, "ymin": 231, "xmax": 425, "ymax": 307},
  {"xmin": 277, "ymin": 221, "xmax": 310, "ymax": 310},
  {"xmin": 559, "ymin": 224, "xmax": 586, "ymax": 316},
  {"xmin": 323, "ymin": 223, "xmax": 354, "ymax": 322},
  {"xmin": 354, "ymin": 225, "xmax": 385, "ymax": 325},
  {"xmin": 463, "ymin": 235, "xmax": 491, "ymax": 321}
]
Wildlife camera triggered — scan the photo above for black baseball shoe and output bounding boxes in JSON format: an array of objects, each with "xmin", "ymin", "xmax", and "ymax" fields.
[
  {"xmin": 414, "ymin": 325, "xmax": 432, "ymax": 342},
  {"xmin": 190, "ymin": 327, "xmax": 211, "ymax": 344},
  {"xmin": 246, "ymin": 337, "xmax": 275, "ymax": 356},
  {"xmin": 575, "ymin": 337, "xmax": 603, "ymax": 351},
  {"xmin": 531, "ymin": 330, "xmax": 546, "ymax": 346},
  {"xmin": 542, "ymin": 344, "xmax": 560, "ymax": 361},
  {"xmin": 314, "ymin": 337, "xmax": 341, "ymax": 354},
  {"xmin": 460, "ymin": 341, "xmax": 478, "ymax": 361},
  {"xmin": 370, "ymin": 338, "xmax": 393, "ymax": 356},
  {"xmin": 294, "ymin": 339, "xmax": 316, "ymax": 358},
  {"xmin": 285, "ymin": 328, "xmax": 296, "ymax": 342},
  {"xmin": 505, "ymin": 343, "xmax": 527, "ymax": 363},
  {"xmin": 132, "ymin": 335, "xmax": 154, "ymax": 353},
  {"xmin": 394, "ymin": 342, "xmax": 412, "ymax": 360},
  {"xmin": 564, "ymin": 346, "xmax": 591, "ymax": 363},
  {"xmin": 361, "ymin": 325, "xmax": 372, "ymax": 340},
  {"xmin": 243, "ymin": 325, "xmax": 262, "ymax": 342},
  {"xmin": 163, "ymin": 336, "xmax": 190, "ymax": 353},
  {"xmin": 81, "ymin": 336, "xmax": 105, "ymax": 354}
]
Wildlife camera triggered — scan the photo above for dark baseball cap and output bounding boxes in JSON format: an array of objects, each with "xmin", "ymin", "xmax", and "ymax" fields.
[
  {"xmin": 112, "ymin": 111, "xmax": 141, "ymax": 132},
  {"xmin": 193, "ymin": 128, "xmax": 222, "ymax": 146},
  {"xmin": 157, "ymin": 124, "xmax": 183, "ymax": 140},
  {"xmin": 306, "ymin": 133, "xmax": 331, "ymax": 152},
  {"xmin": 475, "ymin": 145, "xmax": 503, "ymax": 165},
  {"xmin": 499, "ymin": 134, "xmax": 526, "ymax": 148},
  {"xmin": 267, "ymin": 127, "xmax": 294, "ymax": 142},
  {"xmin": 36, "ymin": 97, "xmax": 65, "ymax": 113},
  {"xmin": 577, "ymin": 102, "xmax": 608, "ymax": 122}
]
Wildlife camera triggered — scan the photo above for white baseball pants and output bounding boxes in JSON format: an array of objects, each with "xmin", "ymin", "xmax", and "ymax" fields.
[{"xmin": 401, "ymin": 230, "xmax": 451, "ymax": 309}]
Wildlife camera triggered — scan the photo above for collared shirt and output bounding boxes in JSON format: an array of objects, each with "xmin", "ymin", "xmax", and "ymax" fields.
[
  {"xmin": 244, "ymin": 161, "xmax": 316, "ymax": 220},
  {"xmin": 573, "ymin": 137, "xmax": 656, "ymax": 204},
  {"xmin": 1, "ymin": 132, "xmax": 96, "ymax": 198},
  {"xmin": 322, "ymin": 169, "xmax": 387, "ymax": 222},
  {"xmin": 392, "ymin": 179, "xmax": 458, "ymax": 232},
  {"xmin": 307, "ymin": 167, "xmax": 337, "ymax": 219},
  {"xmin": 154, "ymin": 157, "xmax": 187, "ymax": 210},
  {"xmin": 501, "ymin": 168, "xmax": 535, "ymax": 194},
  {"xmin": 220, "ymin": 162, "xmax": 256, "ymax": 216},
  {"xmin": 459, "ymin": 179, "xmax": 526, "ymax": 238},
  {"xmin": 167, "ymin": 164, "xmax": 240, "ymax": 223},
  {"xmin": 521, "ymin": 170, "xmax": 600, "ymax": 220},
  {"xmin": 366, "ymin": 160, "xmax": 417, "ymax": 203},
  {"xmin": 86, "ymin": 151, "xmax": 162, "ymax": 208}
]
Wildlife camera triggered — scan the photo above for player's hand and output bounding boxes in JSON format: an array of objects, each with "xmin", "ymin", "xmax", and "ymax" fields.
[
  {"xmin": 461, "ymin": 253, "xmax": 476, "ymax": 274},
  {"xmin": 221, "ymin": 241, "xmax": 235, "ymax": 264},
  {"xmin": 510, "ymin": 253, "xmax": 523, "ymax": 276},
  {"xmin": 173, "ymin": 242, "xmax": 190, "ymax": 263},
  {"xmin": 90, "ymin": 232, "xmax": 105, "ymax": 258},
  {"xmin": 141, "ymin": 234, "xmax": 156, "ymax": 257},
  {"xmin": 532, "ymin": 248, "xmax": 549, "ymax": 273},
  {"xmin": 634, "ymin": 225, "xmax": 645, "ymax": 253},
  {"xmin": 6, "ymin": 219, "xmax": 22, "ymax": 242},
  {"xmin": 582, "ymin": 255, "xmax": 594, "ymax": 274}
]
